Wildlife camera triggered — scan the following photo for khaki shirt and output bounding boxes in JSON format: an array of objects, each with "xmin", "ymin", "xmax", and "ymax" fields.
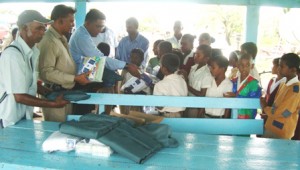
[{"xmin": 38, "ymin": 26, "xmax": 76, "ymax": 89}]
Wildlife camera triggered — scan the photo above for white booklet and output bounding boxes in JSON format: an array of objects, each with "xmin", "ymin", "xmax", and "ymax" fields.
[{"xmin": 121, "ymin": 72, "xmax": 154, "ymax": 93}]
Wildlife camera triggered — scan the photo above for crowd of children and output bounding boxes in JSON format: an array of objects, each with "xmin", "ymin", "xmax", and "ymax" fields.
[{"xmin": 115, "ymin": 35, "xmax": 300, "ymax": 140}]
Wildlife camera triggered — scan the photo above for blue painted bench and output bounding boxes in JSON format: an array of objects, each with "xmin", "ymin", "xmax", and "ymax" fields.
[
  {"xmin": 2, "ymin": 120, "xmax": 299, "ymax": 169},
  {"xmin": 72, "ymin": 93, "xmax": 263, "ymax": 135}
]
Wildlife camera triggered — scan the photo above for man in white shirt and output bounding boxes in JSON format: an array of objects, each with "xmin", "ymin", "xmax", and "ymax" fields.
[
  {"xmin": 166, "ymin": 21, "xmax": 183, "ymax": 49},
  {"xmin": 92, "ymin": 26, "xmax": 118, "ymax": 58},
  {"xmin": 0, "ymin": 10, "xmax": 68, "ymax": 128}
]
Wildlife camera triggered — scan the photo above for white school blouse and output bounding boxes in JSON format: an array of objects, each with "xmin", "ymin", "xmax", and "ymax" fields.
[
  {"xmin": 188, "ymin": 64, "xmax": 213, "ymax": 96},
  {"xmin": 205, "ymin": 78, "xmax": 233, "ymax": 116}
]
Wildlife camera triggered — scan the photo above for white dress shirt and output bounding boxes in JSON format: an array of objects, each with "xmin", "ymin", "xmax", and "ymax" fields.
[{"xmin": 91, "ymin": 27, "xmax": 118, "ymax": 58}]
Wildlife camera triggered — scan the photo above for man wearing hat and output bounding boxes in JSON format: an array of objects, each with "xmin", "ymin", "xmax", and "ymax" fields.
[{"xmin": 0, "ymin": 10, "xmax": 69, "ymax": 128}]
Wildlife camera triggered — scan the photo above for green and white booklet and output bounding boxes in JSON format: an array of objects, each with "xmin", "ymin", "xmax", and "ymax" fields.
[{"xmin": 81, "ymin": 56, "xmax": 106, "ymax": 82}]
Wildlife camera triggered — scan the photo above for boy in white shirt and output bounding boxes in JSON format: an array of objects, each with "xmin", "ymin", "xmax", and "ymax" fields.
[
  {"xmin": 205, "ymin": 56, "xmax": 233, "ymax": 118},
  {"xmin": 120, "ymin": 48, "xmax": 146, "ymax": 114},
  {"xmin": 184, "ymin": 45, "xmax": 213, "ymax": 117},
  {"xmin": 153, "ymin": 53, "xmax": 188, "ymax": 117},
  {"xmin": 121, "ymin": 49, "xmax": 145, "ymax": 86}
]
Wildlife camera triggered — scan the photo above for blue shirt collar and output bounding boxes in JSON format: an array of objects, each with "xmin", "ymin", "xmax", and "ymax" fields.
[
  {"xmin": 127, "ymin": 33, "xmax": 141, "ymax": 42},
  {"xmin": 81, "ymin": 25, "xmax": 91, "ymax": 37}
]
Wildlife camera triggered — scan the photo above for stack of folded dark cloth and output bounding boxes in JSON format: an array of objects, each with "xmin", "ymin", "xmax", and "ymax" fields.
[
  {"xmin": 59, "ymin": 114, "xmax": 178, "ymax": 164},
  {"xmin": 46, "ymin": 90, "xmax": 91, "ymax": 101}
]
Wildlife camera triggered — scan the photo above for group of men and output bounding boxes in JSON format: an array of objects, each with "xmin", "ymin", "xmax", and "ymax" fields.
[{"xmin": 0, "ymin": 5, "xmax": 148, "ymax": 128}]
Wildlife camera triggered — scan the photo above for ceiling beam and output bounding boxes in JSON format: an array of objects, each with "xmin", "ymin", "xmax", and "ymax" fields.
[{"xmin": 1, "ymin": 0, "xmax": 300, "ymax": 8}]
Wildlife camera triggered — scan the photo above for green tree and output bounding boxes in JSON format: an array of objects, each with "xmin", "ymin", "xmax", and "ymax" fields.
[
  {"xmin": 215, "ymin": 6, "xmax": 244, "ymax": 46},
  {"xmin": 139, "ymin": 17, "xmax": 160, "ymax": 33},
  {"xmin": 194, "ymin": 6, "xmax": 244, "ymax": 46}
]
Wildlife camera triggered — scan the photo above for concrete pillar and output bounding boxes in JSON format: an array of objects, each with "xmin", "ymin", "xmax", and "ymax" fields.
[
  {"xmin": 245, "ymin": 5, "xmax": 260, "ymax": 43},
  {"xmin": 75, "ymin": 0, "xmax": 86, "ymax": 29}
]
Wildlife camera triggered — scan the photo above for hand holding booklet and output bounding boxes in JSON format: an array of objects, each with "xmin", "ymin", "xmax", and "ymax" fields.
[{"xmin": 80, "ymin": 56, "xmax": 106, "ymax": 82}]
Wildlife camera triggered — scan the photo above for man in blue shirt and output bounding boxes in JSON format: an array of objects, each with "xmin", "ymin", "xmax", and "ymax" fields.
[
  {"xmin": 69, "ymin": 9, "xmax": 140, "ymax": 77},
  {"xmin": 116, "ymin": 17, "xmax": 149, "ymax": 69}
]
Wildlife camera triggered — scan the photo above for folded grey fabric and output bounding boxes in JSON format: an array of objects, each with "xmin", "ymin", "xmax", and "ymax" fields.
[
  {"xmin": 138, "ymin": 124, "xmax": 179, "ymax": 148},
  {"xmin": 59, "ymin": 121, "xmax": 114, "ymax": 139},
  {"xmin": 46, "ymin": 90, "xmax": 91, "ymax": 101},
  {"xmin": 98, "ymin": 122, "xmax": 162, "ymax": 163},
  {"xmin": 79, "ymin": 113, "xmax": 134, "ymax": 126},
  {"xmin": 59, "ymin": 114, "xmax": 178, "ymax": 164}
]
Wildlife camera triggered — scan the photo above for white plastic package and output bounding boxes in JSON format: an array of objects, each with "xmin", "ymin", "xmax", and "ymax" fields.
[
  {"xmin": 76, "ymin": 139, "xmax": 113, "ymax": 157},
  {"xmin": 42, "ymin": 131, "xmax": 81, "ymax": 153},
  {"xmin": 121, "ymin": 72, "xmax": 158, "ymax": 93}
]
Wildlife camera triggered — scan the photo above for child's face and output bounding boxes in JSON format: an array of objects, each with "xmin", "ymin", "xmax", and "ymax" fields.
[
  {"xmin": 130, "ymin": 54, "xmax": 142, "ymax": 66},
  {"xmin": 160, "ymin": 66, "xmax": 168, "ymax": 76},
  {"xmin": 238, "ymin": 58, "xmax": 252, "ymax": 78},
  {"xmin": 199, "ymin": 38, "xmax": 210, "ymax": 46},
  {"xmin": 229, "ymin": 55, "xmax": 237, "ymax": 67},
  {"xmin": 194, "ymin": 49, "xmax": 207, "ymax": 65},
  {"xmin": 153, "ymin": 44, "xmax": 159, "ymax": 56},
  {"xmin": 180, "ymin": 38, "xmax": 192, "ymax": 53},
  {"xmin": 157, "ymin": 46, "xmax": 163, "ymax": 58},
  {"xmin": 271, "ymin": 62, "xmax": 279, "ymax": 75},
  {"xmin": 278, "ymin": 60, "xmax": 291, "ymax": 77},
  {"xmin": 209, "ymin": 61, "xmax": 224, "ymax": 78}
]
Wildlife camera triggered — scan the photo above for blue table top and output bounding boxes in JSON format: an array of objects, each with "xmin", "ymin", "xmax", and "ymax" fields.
[{"xmin": 0, "ymin": 120, "xmax": 299, "ymax": 170}]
